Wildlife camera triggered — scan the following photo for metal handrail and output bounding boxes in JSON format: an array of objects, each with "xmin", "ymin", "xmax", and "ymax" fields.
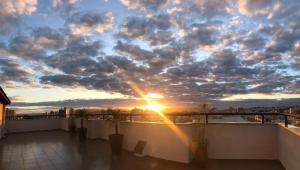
[{"xmin": 6, "ymin": 112, "xmax": 300, "ymax": 127}]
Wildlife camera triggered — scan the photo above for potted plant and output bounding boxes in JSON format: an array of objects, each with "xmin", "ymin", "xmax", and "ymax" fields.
[
  {"xmin": 193, "ymin": 123, "xmax": 208, "ymax": 167},
  {"xmin": 108, "ymin": 109, "xmax": 124, "ymax": 155},
  {"xmin": 76, "ymin": 109, "xmax": 88, "ymax": 142},
  {"xmin": 68, "ymin": 116, "xmax": 76, "ymax": 132},
  {"xmin": 192, "ymin": 103, "xmax": 209, "ymax": 167}
]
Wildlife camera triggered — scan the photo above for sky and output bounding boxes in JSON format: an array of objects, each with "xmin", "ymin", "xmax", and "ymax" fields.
[{"xmin": 0, "ymin": 0, "xmax": 300, "ymax": 113}]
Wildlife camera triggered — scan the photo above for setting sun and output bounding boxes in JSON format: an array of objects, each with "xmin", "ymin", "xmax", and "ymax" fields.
[{"xmin": 138, "ymin": 102, "xmax": 166, "ymax": 113}]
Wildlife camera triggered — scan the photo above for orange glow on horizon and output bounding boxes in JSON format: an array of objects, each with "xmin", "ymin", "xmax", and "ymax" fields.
[
  {"xmin": 126, "ymin": 80, "xmax": 190, "ymax": 147},
  {"xmin": 138, "ymin": 102, "xmax": 166, "ymax": 112}
]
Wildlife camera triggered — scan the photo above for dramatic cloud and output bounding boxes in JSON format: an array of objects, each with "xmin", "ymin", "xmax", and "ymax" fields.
[
  {"xmin": 238, "ymin": 0, "xmax": 276, "ymax": 17},
  {"xmin": 120, "ymin": 0, "xmax": 168, "ymax": 11},
  {"xmin": 0, "ymin": 0, "xmax": 37, "ymax": 33},
  {"xmin": 32, "ymin": 27, "xmax": 66, "ymax": 50},
  {"xmin": 195, "ymin": 0, "xmax": 234, "ymax": 17},
  {"xmin": 53, "ymin": 0, "xmax": 78, "ymax": 7},
  {"xmin": 0, "ymin": 58, "xmax": 32, "ymax": 83},
  {"xmin": 118, "ymin": 14, "xmax": 172, "ymax": 44},
  {"xmin": 1, "ymin": 0, "xmax": 300, "ymax": 110},
  {"xmin": 68, "ymin": 11, "xmax": 114, "ymax": 35}
]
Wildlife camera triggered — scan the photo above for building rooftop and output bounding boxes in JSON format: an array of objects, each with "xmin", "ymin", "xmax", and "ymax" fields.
[
  {"xmin": 0, "ymin": 87, "xmax": 10, "ymax": 105},
  {"xmin": 0, "ymin": 131, "xmax": 284, "ymax": 170}
]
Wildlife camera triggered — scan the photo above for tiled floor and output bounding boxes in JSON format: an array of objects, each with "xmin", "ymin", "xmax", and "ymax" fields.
[{"xmin": 0, "ymin": 131, "xmax": 284, "ymax": 170}]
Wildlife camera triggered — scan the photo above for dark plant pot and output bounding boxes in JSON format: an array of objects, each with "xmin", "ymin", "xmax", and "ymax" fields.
[
  {"xmin": 68, "ymin": 123, "xmax": 76, "ymax": 132},
  {"xmin": 193, "ymin": 144, "xmax": 208, "ymax": 168},
  {"xmin": 78, "ymin": 128, "xmax": 87, "ymax": 142},
  {"xmin": 109, "ymin": 134, "xmax": 124, "ymax": 155}
]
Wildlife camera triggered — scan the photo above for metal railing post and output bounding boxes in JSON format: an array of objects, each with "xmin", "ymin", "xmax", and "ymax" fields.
[
  {"xmin": 205, "ymin": 114, "xmax": 208, "ymax": 124},
  {"xmin": 284, "ymin": 115, "xmax": 288, "ymax": 127},
  {"xmin": 261, "ymin": 114, "xmax": 265, "ymax": 124}
]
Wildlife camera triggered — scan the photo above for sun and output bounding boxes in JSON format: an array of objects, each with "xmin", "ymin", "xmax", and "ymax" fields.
[{"xmin": 139, "ymin": 102, "xmax": 165, "ymax": 113}]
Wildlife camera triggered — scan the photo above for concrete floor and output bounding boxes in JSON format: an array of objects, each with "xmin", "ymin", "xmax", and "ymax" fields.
[{"xmin": 0, "ymin": 131, "xmax": 284, "ymax": 170}]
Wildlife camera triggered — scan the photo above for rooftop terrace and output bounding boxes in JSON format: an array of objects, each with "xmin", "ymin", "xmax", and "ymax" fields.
[
  {"xmin": 0, "ymin": 131, "xmax": 284, "ymax": 170},
  {"xmin": 1, "ymin": 113, "xmax": 300, "ymax": 170}
]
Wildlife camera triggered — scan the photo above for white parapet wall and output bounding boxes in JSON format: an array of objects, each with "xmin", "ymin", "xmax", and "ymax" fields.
[
  {"xmin": 86, "ymin": 120, "xmax": 281, "ymax": 163},
  {"xmin": 278, "ymin": 125, "xmax": 300, "ymax": 170},
  {"xmin": 5, "ymin": 118, "xmax": 300, "ymax": 169},
  {"xmin": 206, "ymin": 123, "xmax": 278, "ymax": 159},
  {"xmin": 87, "ymin": 120, "xmax": 193, "ymax": 163},
  {"xmin": 60, "ymin": 118, "xmax": 70, "ymax": 131},
  {"xmin": 6, "ymin": 119, "xmax": 61, "ymax": 133},
  {"xmin": 6, "ymin": 118, "xmax": 86, "ymax": 134}
]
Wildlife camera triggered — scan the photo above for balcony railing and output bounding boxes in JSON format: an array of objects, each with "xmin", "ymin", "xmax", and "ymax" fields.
[{"xmin": 6, "ymin": 112, "xmax": 300, "ymax": 127}]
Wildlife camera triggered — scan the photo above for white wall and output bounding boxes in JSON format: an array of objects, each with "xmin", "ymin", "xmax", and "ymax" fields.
[
  {"xmin": 86, "ymin": 119, "xmax": 113, "ymax": 140},
  {"xmin": 121, "ymin": 122, "xmax": 193, "ymax": 163},
  {"xmin": 87, "ymin": 120, "xmax": 193, "ymax": 163},
  {"xmin": 206, "ymin": 124, "xmax": 278, "ymax": 159},
  {"xmin": 6, "ymin": 118, "xmax": 85, "ymax": 133},
  {"xmin": 60, "ymin": 118, "xmax": 70, "ymax": 131},
  {"xmin": 278, "ymin": 125, "xmax": 300, "ymax": 170},
  {"xmin": 5, "ymin": 118, "xmax": 300, "ymax": 169},
  {"xmin": 6, "ymin": 119, "xmax": 61, "ymax": 133},
  {"xmin": 86, "ymin": 120, "xmax": 280, "ymax": 163}
]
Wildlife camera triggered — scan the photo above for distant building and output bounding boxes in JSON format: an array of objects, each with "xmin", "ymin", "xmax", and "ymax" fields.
[
  {"xmin": 0, "ymin": 87, "xmax": 11, "ymax": 139},
  {"xmin": 5, "ymin": 108, "xmax": 16, "ymax": 120},
  {"xmin": 58, "ymin": 107, "xmax": 74, "ymax": 118},
  {"xmin": 64, "ymin": 107, "xmax": 74, "ymax": 118}
]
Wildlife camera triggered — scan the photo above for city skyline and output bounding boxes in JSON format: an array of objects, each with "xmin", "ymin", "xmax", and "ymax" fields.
[{"xmin": 1, "ymin": 0, "xmax": 300, "ymax": 113}]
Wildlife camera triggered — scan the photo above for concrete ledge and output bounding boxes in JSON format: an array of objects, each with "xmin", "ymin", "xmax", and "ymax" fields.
[
  {"xmin": 278, "ymin": 124, "xmax": 300, "ymax": 170},
  {"xmin": 6, "ymin": 119, "xmax": 61, "ymax": 133}
]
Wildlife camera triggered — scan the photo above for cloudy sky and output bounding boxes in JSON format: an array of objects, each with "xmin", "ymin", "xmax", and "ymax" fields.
[{"xmin": 1, "ymin": 0, "xmax": 300, "ymax": 113}]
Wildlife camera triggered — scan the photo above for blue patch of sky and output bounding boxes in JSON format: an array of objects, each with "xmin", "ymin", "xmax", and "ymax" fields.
[
  {"xmin": 21, "ymin": 0, "xmax": 65, "ymax": 29},
  {"xmin": 192, "ymin": 49, "xmax": 211, "ymax": 62}
]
